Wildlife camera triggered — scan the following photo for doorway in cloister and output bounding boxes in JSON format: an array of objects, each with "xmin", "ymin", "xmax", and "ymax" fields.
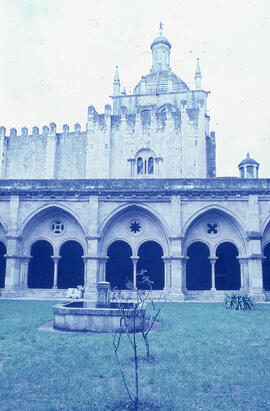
[
  {"xmin": 0, "ymin": 242, "xmax": 6, "ymax": 288},
  {"xmin": 106, "ymin": 241, "xmax": 133, "ymax": 289},
  {"xmin": 28, "ymin": 240, "xmax": 54, "ymax": 288},
  {"xmin": 57, "ymin": 241, "xmax": 84, "ymax": 288},
  {"xmin": 137, "ymin": 241, "xmax": 164, "ymax": 290},
  {"xmin": 215, "ymin": 242, "xmax": 240, "ymax": 290},
  {"xmin": 186, "ymin": 242, "xmax": 211, "ymax": 290},
  {"xmin": 263, "ymin": 243, "xmax": 270, "ymax": 290}
]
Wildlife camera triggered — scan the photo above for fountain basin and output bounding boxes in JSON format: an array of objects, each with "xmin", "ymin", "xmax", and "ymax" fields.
[{"xmin": 53, "ymin": 301, "xmax": 145, "ymax": 333}]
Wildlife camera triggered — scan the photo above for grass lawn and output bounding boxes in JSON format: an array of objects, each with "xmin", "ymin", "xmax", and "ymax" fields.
[{"xmin": 0, "ymin": 301, "xmax": 270, "ymax": 410}]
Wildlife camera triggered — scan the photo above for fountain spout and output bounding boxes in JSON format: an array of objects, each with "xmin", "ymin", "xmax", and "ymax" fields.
[{"xmin": 96, "ymin": 281, "xmax": 111, "ymax": 307}]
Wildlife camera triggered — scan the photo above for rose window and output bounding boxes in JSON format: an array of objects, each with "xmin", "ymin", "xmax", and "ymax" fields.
[{"xmin": 129, "ymin": 221, "xmax": 141, "ymax": 234}]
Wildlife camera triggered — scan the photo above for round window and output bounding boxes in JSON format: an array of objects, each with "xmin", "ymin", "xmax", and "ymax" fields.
[
  {"xmin": 127, "ymin": 219, "xmax": 144, "ymax": 237},
  {"xmin": 51, "ymin": 221, "xmax": 65, "ymax": 235}
]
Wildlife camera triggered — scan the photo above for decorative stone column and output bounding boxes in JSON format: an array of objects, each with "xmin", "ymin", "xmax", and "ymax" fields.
[
  {"xmin": 98, "ymin": 257, "xmax": 108, "ymax": 283},
  {"xmin": 247, "ymin": 254, "xmax": 265, "ymax": 300},
  {"xmin": 19, "ymin": 256, "xmax": 32, "ymax": 289},
  {"xmin": 83, "ymin": 195, "xmax": 100, "ymax": 299},
  {"xmin": 245, "ymin": 196, "xmax": 265, "ymax": 300},
  {"xmin": 131, "ymin": 256, "xmax": 139, "ymax": 288},
  {"xmin": 5, "ymin": 196, "xmax": 20, "ymax": 291},
  {"xmin": 127, "ymin": 158, "xmax": 135, "ymax": 178},
  {"xmin": 52, "ymin": 256, "xmax": 61, "ymax": 289},
  {"xmin": 237, "ymin": 257, "xmax": 249, "ymax": 291},
  {"xmin": 162, "ymin": 257, "xmax": 171, "ymax": 290},
  {"xmin": 4, "ymin": 235, "xmax": 21, "ymax": 290},
  {"xmin": 180, "ymin": 256, "xmax": 189, "ymax": 293},
  {"xmin": 83, "ymin": 256, "xmax": 99, "ymax": 288},
  {"xmin": 209, "ymin": 257, "xmax": 218, "ymax": 291},
  {"xmin": 169, "ymin": 256, "xmax": 184, "ymax": 300}
]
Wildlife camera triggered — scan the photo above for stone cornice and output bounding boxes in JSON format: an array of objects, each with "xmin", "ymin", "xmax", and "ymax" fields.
[{"xmin": 0, "ymin": 178, "xmax": 268, "ymax": 197}]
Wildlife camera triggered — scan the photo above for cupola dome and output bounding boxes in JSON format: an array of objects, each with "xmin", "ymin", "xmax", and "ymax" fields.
[{"xmin": 238, "ymin": 153, "xmax": 259, "ymax": 179}]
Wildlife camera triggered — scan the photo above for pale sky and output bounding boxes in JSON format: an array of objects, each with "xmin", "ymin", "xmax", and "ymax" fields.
[{"xmin": 0, "ymin": 0, "xmax": 269, "ymax": 177}]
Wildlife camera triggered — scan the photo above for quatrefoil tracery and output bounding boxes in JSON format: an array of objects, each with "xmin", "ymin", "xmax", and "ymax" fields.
[{"xmin": 207, "ymin": 223, "xmax": 218, "ymax": 234}]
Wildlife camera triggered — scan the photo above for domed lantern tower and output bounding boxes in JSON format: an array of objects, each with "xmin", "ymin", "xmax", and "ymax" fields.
[{"xmin": 238, "ymin": 153, "xmax": 259, "ymax": 179}]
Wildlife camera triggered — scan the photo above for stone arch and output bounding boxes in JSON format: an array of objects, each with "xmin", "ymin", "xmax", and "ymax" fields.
[
  {"xmin": 56, "ymin": 237, "xmax": 86, "ymax": 257},
  {"xmin": 20, "ymin": 203, "xmax": 87, "ymax": 238},
  {"xmin": 99, "ymin": 203, "xmax": 170, "ymax": 256},
  {"xmin": 137, "ymin": 241, "xmax": 164, "ymax": 290},
  {"xmin": 20, "ymin": 205, "xmax": 86, "ymax": 256},
  {"xmin": 182, "ymin": 205, "xmax": 247, "ymax": 240},
  {"xmin": 57, "ymin": 240, "xmax": 84, "ymax": 289},
  {"xmin": 28, "ymin": 240, "xmax": 54, "ymax": 288},
  {"xmin": 106, "ymin": 237, "xmax": 133, "ymax": 254},
  {"xmin": 263, "ymin": 242, "xmax": 270, "ymax": 291},
  {"xmin": 186, "ymin": 242, "xmax": 211, "ymax": 290},
  {"xmin": 262, "ymin": 217, "xmax": 270, "ymax": 250},
  {"xmin": 215, "ymin": 242, "xmax": 241, "ymax": 290},
  {"xmin": 261, "ymin": 214, "xmax": 270, "ymax": 236},
  {"xmin": 0, "ymin": 216, "xmax": 8, "ymax": 234},
  {"xmin": 183, "ymin": 205, "xmax": 246, "ymax": 257},
  {"xmin": 184, "ymin": 239, "xmax": 211, "ymax": 257},
  {"xmin": 106, "ymin": 240, "xmax": 133, "ymax": 289},
  {"xmin": 0, "ymin": 241, "xmax": 7, "ymax": 288},
  {"xmin": 27, "ymin": 236, "xmax": 56, "ymax": 257}
]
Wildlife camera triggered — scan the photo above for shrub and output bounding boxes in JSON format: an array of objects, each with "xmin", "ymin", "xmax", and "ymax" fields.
[{"xmin": 224, "ymin": 292, "xmax": 255, "ymax": 311}]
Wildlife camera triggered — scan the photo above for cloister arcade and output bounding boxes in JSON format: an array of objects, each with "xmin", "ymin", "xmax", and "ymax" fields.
[{"xmin": 0, "ymin": 204, "xmax": 269, "ymax": 298}]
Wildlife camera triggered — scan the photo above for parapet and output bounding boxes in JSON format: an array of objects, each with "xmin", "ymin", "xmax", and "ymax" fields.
[
  {"xmin": 21, "ymin": 127, "xmax": 28, "ymax": 136},
  {"xmin": 10, "ymin": 128, "xmax": 17, "ymax": 136},
  {"xmin": 32, "ymin": 126, "xmax": 39, "ymax": 135},
  {"xmin": 0, "ymin": 126, "xmax": 6, "ymax": 137}
]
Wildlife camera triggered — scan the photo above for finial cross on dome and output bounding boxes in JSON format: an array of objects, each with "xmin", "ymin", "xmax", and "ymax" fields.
[{"xmin": 159, "ymin": 21, "xmax": 164, "ymax": 35}]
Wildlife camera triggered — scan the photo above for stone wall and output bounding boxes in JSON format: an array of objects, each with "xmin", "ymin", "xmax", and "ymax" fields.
[{"xmin": 0, "ymin": 89, "xmax": 214, "ymax": 180}]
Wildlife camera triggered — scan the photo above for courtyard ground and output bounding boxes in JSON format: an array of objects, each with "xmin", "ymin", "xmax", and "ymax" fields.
[{"xmin": 0, "ymin": 300, "xmax": 270, "ymax": 410}]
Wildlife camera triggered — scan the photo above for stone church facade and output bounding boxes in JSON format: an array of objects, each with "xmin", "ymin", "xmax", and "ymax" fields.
[{"xmin": 0, "ymin": 31, "xmax": 269, "ymax": 301}]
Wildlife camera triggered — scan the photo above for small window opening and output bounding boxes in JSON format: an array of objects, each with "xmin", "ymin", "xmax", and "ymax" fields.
[
  {"xmin": 148, "ymin": 157, "xmax": 154, "ymax": 174},
  {"xmin": 137, "ymin": 157, "xmax": 143, "ymax": 174}
]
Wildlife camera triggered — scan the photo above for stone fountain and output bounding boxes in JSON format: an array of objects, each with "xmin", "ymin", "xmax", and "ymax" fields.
[{"xmin": 53, "ymin": 281, "xmax": 144, "ymax": 333}]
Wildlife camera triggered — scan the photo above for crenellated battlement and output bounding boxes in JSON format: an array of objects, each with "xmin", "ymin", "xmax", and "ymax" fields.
[
  {"xmin": 0, "ymin": 33, "xmax": 214, "ymax": 181},
  {"xmin": 0, "ymin": 121, "xmax": 86, "ymax": 139}
]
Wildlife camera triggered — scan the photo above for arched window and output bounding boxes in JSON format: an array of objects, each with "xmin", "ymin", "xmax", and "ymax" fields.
[
  {"xmin": 137, "ymin": 157, "xmax": 143, "ymax": 174},
  {"xmin": 134, "ymin": 149, "xmax": 159, "ymax": 176},
  {"xmin": 148, "ymin": 157, "xmax": 154, "ymax": 174}
]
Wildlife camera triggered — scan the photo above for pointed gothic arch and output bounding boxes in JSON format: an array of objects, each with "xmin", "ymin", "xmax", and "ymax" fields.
[
  {"xmin": 99, "ymin": 203, "xmax": 170, "ymax": 253},
  {"xmin": 20, "ymin": 203, "xmax": 87, "ymax": 240},
  {"xmin": 182, "ymin": 205, "xmax": 247, "ymax": 242}
]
